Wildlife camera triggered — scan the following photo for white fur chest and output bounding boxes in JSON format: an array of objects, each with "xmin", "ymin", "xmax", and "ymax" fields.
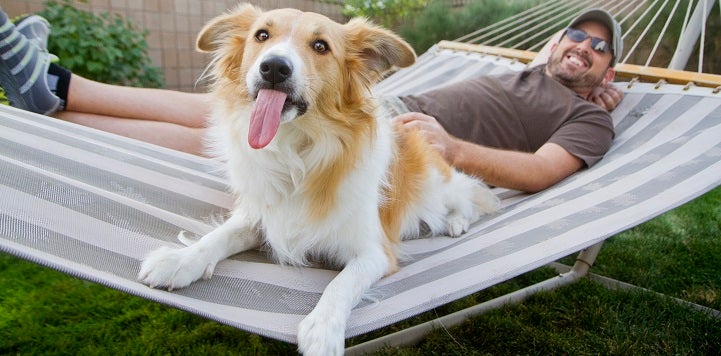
[{"xmin": 208, "ymin": 105, "xmax": 395, "ymax": 266}]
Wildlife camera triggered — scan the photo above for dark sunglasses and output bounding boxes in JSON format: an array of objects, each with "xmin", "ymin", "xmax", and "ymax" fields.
[{"xmin": 564, "ymin": 27, "xmax": 611, "ymax": 54}]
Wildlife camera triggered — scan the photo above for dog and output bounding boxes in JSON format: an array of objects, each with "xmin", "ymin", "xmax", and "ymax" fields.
[{"xmin": 138, "ymin": 4, "xmax": 499, "ymax": 355}]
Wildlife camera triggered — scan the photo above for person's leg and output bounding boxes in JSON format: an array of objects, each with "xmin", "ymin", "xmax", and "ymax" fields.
[
  {"xmin": 2, "ymin": 7, "xmax": 209, "ymax": 154},
  {"xmin": 64, "ymin": 74, "xmax": 211, "ymax": 129},
  {"xmin": 40, "ymin": 69, "xmax": 211, "ymax": 156},
  {"xmin": 54, "ymin": 111, "xmax": 207, "ymax": 155}
]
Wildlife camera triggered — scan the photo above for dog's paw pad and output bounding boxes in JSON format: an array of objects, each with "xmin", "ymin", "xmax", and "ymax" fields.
[
  {"xmin": 446, "ymin": 216, "xmax": 469, "ymax": 237},
  {"xmin": 297, "ymin": 311, "xmax": 345, "ymax": 356},
  {"xmin": 138, "ymin": 246, "xmax": 215, "ymax": 290}
]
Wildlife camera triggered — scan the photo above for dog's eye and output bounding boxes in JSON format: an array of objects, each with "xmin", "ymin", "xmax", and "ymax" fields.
[
  {"xmin": 312, "ymin": 40, "xmax": 330, "ymax": 54},
  {"xmin": 255, "ymin": 30, "xmax": 270, "ymax": 42}
]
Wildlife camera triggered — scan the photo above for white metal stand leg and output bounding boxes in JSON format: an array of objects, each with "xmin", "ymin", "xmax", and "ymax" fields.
[{"xmin": 345, "ymin": 242, "xmax": 605, "ymax": 355}]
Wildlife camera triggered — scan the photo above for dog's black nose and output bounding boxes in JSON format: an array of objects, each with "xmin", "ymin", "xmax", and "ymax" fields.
[{"xmin": 259, "ymin": 56, "xmax": 292, "ymax": 85}]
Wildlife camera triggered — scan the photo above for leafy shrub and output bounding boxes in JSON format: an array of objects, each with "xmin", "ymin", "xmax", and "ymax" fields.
[
  {"xmin": 398, "ymin": 0, "xmax": 541, "ymax": 54},
  {"xmin": 38, "ymin": 0, "xmax": 163, "ymax": 87},
  {"xmin": 342, "ymin": 0, "xmax": 428, "ymax": 29}
]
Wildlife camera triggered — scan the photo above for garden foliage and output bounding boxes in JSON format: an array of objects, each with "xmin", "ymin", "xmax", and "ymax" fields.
[{"xmin": 38, "ymin": 0, "xmax": 163, "ymax": 88}]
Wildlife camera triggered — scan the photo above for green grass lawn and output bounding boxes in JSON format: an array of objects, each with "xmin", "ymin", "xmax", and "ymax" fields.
[{"xmin": 2, "ymin": 187, "xmax": 720, "ymax": 354}]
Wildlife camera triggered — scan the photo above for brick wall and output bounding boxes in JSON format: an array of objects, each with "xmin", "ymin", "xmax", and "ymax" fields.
[{"xmin": 5, "ymin": 0, "xmax": 345, "ymax": 92}]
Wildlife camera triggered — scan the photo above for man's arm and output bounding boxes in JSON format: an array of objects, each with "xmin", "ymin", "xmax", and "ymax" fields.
[
  {"xmin": 449, "ymin": 140, "xmax": 582, "ymax": 192},
  {"xmin": 394, "ymin": 112, "xmax": 583, "ymax": 192}
]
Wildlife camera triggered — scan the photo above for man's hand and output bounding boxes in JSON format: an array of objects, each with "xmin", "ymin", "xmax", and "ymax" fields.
[
  {"xmin": 589, "ymin": 83, "xmax": 624, "ymax": 111},
  {"xmin": 393, "ymin": 112, "xmax": 460, "ymax": 164},
  {"xmin": 392, "ymin": 111, "xmax": 584, "ymax": 192}
]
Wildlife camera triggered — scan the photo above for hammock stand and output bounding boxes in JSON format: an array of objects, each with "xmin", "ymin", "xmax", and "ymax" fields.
[{"xmin": 2, "ymin": 1, "xmax": 721, "ymax": 354}]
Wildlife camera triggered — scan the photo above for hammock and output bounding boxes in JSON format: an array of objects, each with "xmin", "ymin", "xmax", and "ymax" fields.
[{"xmin": 2, "ymin": 1, "xmax": 721, "ymax": 353}]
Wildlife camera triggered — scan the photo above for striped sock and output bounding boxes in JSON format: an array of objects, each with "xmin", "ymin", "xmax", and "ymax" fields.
[{"xmin": 0, "ymin": 9, "xmax": 60, "ymax": 115}]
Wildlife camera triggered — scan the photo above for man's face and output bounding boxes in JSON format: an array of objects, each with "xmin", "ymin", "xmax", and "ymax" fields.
[{"xmin": 546, "ymin": 20, "xmax": 615, "ymax": 96}]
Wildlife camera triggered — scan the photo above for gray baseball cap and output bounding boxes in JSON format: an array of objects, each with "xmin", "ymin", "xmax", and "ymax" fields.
[{"xmin": 568, "ymin": 8, "xmax": 623, "ymax": 66}]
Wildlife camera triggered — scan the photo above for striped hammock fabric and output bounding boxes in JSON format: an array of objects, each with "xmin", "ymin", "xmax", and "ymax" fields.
[{"xmin": 2, "ymin": 46, "xmax": 721, "ymax": 344}]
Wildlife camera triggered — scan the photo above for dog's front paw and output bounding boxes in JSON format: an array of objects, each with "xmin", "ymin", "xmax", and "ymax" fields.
[
  {"xmin": 446, "ymin": 215, "xmax": 470, "ymax": 237},
  {"xmin": 297, "ymin": 309, "xmax": 345, "ymax": 356},
  {"xmin": 138, "ymin": 246, "xmax": 216, "ymax": 290}
]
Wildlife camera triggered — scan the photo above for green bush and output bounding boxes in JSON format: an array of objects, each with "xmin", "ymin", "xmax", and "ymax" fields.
[
  {"xmin": 342, "ymin": 0, "xmax": 428, "ymax": 29},
  {"xmin": 38, "ymin": 0, "xmax": 163, "ymax": 87},
  {"xmin": 398, "ymin": 0, "xmax": 541, "ymax": 55}
]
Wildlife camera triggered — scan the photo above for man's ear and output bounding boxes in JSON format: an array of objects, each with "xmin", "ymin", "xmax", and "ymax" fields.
[
  {"xmin": 549, "ymin": 43, "xmax": 559, "ymax": 54},
  {"xmin": 196, "ymin": 3, "xmax": 261, "ymax": 53},
  {"xmin": 602, "ymin": 67, "xmax": 616, "ymax": 86}
]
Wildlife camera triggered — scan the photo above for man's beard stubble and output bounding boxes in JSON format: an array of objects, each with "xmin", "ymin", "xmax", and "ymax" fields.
[{"xmin": 546, "ymin": 49, "xmax": 604, "ymax": 94}]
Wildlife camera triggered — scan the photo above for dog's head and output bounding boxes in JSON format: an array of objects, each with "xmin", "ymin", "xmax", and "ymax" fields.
[{"xmin": 197, "ymin": 4, "xmax": 416, "ymax": 149}]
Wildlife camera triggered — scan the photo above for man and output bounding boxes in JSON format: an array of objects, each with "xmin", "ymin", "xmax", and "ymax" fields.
[
  {"xmin": 0, "ymin": 7, "xmax": 623, "ymax": 192},
  {"xmin": 394, "ymin": 8, "xmax": 623, "ymax": 192}
]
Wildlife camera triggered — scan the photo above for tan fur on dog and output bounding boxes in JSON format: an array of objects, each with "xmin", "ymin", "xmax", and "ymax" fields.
[{"xmin": 140, "ymin": 5, "xmax": 497, "ymax": 355}]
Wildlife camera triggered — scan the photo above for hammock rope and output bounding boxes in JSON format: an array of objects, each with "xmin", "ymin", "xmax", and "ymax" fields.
[
  {"xmin": 622, "ymin": 0, "xmax": 671, "ymax": 66},
  {"xmin": 453, "ymin": 0, "xmax": 720, "ymax": 74},
  {"xmin": 453, "ymin": 0, "xmax": 561, "ymax": 43}
]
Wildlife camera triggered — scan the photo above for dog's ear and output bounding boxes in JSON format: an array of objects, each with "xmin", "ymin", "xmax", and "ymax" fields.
[
  {"xmin": 197, "ymin": 3, "xmax": 261, "ymax": 52},
  {"xmin": 344, "ymin": 18, "xmax": 416, "ymax": 79}
]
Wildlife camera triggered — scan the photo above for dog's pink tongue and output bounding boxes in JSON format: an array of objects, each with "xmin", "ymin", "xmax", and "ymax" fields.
[{"xmin": 249, "ymin": 89, "xmax": 287, "ymax": 149}]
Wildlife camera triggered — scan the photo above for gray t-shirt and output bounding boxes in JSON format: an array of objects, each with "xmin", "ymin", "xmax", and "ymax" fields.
[{"xmin": 399, "ymin": 65, "xmax": 614, "ymax": 167}]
